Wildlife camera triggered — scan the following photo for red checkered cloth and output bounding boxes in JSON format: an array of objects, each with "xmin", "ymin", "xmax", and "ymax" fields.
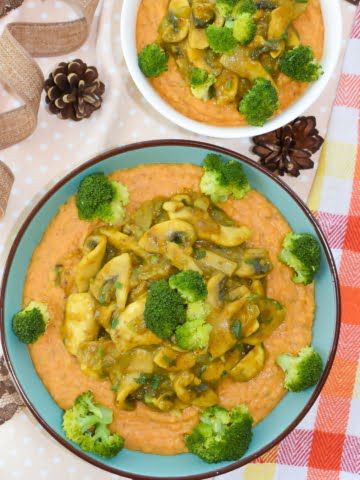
[{"xmin": 219, "ymin": 7, "xmax": 360, "ymax": 480}]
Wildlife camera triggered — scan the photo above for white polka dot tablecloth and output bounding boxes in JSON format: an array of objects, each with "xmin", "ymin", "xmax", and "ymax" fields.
[{"xmin": 0, "ymin": 1, "xmax": 358, "ymax": 479}]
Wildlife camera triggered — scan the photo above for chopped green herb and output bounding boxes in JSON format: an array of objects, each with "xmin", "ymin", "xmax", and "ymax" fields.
[
  {"xmin": 194, "ymin": 248, "xmax": 207, "ymax": 260},
  {"xmin": 111, "ymin": 316, "xmax": 120, "ymax": 329},
  {"xmin": 54, "ymin": 264, "xmax": 63, "ymax": 287},
  {"xmin": 231, "ymin": 320, "xmax": 242, "ymax": 339},
  {"xmin": 136, "ymin": 373, "xmax": 148, "ymax": 385},
  {"xmin": 115, "ymin": 281, "xmax": 123, "ymax": 289}
]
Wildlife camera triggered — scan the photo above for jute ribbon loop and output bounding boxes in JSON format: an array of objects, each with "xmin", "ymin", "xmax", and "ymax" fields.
[
  {"xmin": 0, "ymin": 0, "xmax": 99, "ymax": 217},
  {"xmin": 0, "ymin": 0, "xmax": 99, "ymax": 150}
]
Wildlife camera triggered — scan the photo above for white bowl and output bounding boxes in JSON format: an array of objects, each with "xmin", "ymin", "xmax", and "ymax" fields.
[{"xmin": 121, "ymin": 0, "xmax": 342, "ymax": 139}]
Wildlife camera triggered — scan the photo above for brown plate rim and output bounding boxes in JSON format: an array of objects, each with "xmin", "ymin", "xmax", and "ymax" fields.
[{"xmin": 0, "ymin": 139, "xmax": 341, "ymax": 480}]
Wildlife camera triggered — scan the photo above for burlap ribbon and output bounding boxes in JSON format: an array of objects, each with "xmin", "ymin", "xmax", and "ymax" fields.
[{"xmin": 0, "ymin": 0, "xmax": 99, "ymax": 217}]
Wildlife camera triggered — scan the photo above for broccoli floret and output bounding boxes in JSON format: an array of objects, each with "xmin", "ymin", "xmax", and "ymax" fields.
[
  {"xmin": 186, "ymin": 301, "xmax": 212, "ymax": 322},
  {"xmin": 169, "ymin": 270, "xmax": 208, "ymax": 303},
  {"xmin": 175, "ymin": 317, "xmax": 212, "ymax": 351},
  {"xmin": 12, "ymin": 301, "xmax": 49, "ymax": 344},
  {"xmin": 233, "ymin": 0, "xmax": 257, "ymax": 15},
  {"xmin": 216, "ymin": 0, "xmax": 238, "ymax": 17},
  {"xmin": 279, "ymin": 45, "xmax": 323, "ymax": 82},
  {"xmin": 233, "ymin": 13, "xmax": 256, "ymax": 45},
  {"xmin": 138, "ymin": 43, "xmax": 168, "ymax": 78},
  {"xmin": 185, "ymin": 405, "xmax": 253, "ymax": 463},
  {"xmin": 144, "ymin": 279, "xmax": 186, "ymax": 339},
  {"xmin": 190, "ymin": 68, "xmax": 216, "ymax": 101},
  {"xmin": 206, "ymin": 26, "xmax": 237, "ymax": 54},
  {"xmin": 200, "ymin": 153, "xmax": 251, "ymax": 202},
  {"xmin": 62, "ymin": 391, "xmax": 124, "ymax": 458},
  {"xmin": 279, "ymin": 232, "xmax": 321, "ymax": 285},
  {"xmin": 175, "ymin": 301, "xmax": 212, "ymax": 350},
  {"xmin": 239, "ymin": 78, "xmax": 278, "ymax": 126},
  {"xmin": 76, "ymin": 173, "xmax": 129, "ymax": 225},
  {"xmin": 276, "ymin": 346, "xmax": 323, "ymax": 392}
]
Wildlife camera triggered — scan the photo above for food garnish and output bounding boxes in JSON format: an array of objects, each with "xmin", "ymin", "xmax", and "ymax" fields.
[
  {"xmin": 138, "ymin": 43, "xmax": 168, "ymax": 78},
  {"xmin": 185, "ymin": 404, "xmax": 253, "ymax": 462},
  {"xmin": 12, "ymin": 301, "xmax": 50, "ymax": 344},
  {"xmin": 76, "ymin": 172, "xmax": 129, "ymax": 225},
  {"xmin": 200, "ymin": 153, "xmax": 251, "ymax": 202},
  {"xmin": 276, "ymin": 346, "xmax": 323, "ymax": 391},
  {"xmin": 279, "ymin": 232, "xmax": 321, "ymax": 284},
  {"xmin": 137, "ymin": 0, "xmax": 323, "ymax": 126},
  {"xmin": 62, "ymin": 391, "xmax": 124, "ymax": 458}
]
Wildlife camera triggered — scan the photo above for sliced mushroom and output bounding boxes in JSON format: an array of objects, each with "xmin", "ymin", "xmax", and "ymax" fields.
[
  {"xmin": 100, "ymin": 227, "xmax": 148, "ymax": 259},
  {"xmin": 77, "ymin": 339, "xmax": 120, "ymax": 379},
  {"xmin": 165, "ymin": 243, "xmax": 203, "ymax": 272},
  {"xmin": 188, "ymin": 27, "xmax": 210, "ymax": 49},
  {"xmin": 63, "ymin": 293, "xmax": 98, "ymax": 356},
  {"xmin": 220, "ymin": 46, "xmax": 274, "ymax": 83},
  {"xmin": 145, "ymin": 392, "xmax": 175, "ymax": 412},
  {"xmin": 75, "ymin": 235, "xmax": 107, "ymax": 292},
  {"xmin": 172, "ymin": 371, "xmax": 201, "ymax": 403},
  {"xmin": 192, "ymin": 1, "xmax": 216, "ymax": 27},
  {"xmin": 139, "ymin": 219, "xmax": 196, "ymax": 255},
  {"xmin": 192, "ymin": 388, "xmax": 218, "ymax": 407},
  {"xmin": 229, "ymin": 344, "xmax": 266, "ymax": 381},
  {"xmin": 186, "ymin": 45, "xmax": 223, "ymax": 76},
  {"xmin": 207, "ymin": 273, "xmax": 226, "ymax": 308},
  {"xmin": 169, "ymin": 0, "xmax": 191, "ymax": 18},
  {"xmin": 199, "ymin": 250, "xmax": 237, "ymax": 276},
  {"xmin": 165, "ymin": 203, "xmax": 251, "ymax": 247},
  {"xmin": 96, "ymin": 303, "xmax": 117, "ymax": 330},
  {"xmin": 286, "ymin": 25, "xmax": 300, "ymax": 48},
  {"xmin": 110, "ymin": 296, "xmax": 162, "ymax": 353},
  {"xmin": 244, "ymin": 297, "xmax": 285, "ymax": 345},
  {"xmin": 215, "ymin": 71, "xmax": 239, "ymax": 105},
  {"xmin": 268, "ymin": 0, "xmax": 306, "ymax": 40},
  {"xmin": 154, "ymin": 346, "xmax": 197, "ymax": 372},
  {"xmin": 239, "ymin": 302, "xmax": 260, "ymax": 337},
  {"xmin": 160, "ymin": 14, "xmax": 190, "ymax": 43},
  {"xmin": 228, "ymin": 285, "xmax": 251, "ymax": 301},
  {"xmin": 90, "ymin": 253, "xmax": 131, "ymax": 311},
  {"xmin": 115, "ymin": 373, "xmax": 142, "ymax": 410},
  {"xmin": 235, "ymin": 248, "xmax": 272, "ymax": 279},
  {"xmin": 208, "ymin": 298, "xmax": 247, "ymax": 358},
  {"xmin": 250, "ymin": 279, "xmax": 265, "ymax": 296},
  {"xmin": 125, "ymin": 349, "xmax": 154, "ymax": 374}
]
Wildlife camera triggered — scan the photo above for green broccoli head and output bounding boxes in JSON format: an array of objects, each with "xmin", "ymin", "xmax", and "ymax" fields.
[
  {"xmin": 239, "ymin": 78, "xmax": 279, "ymax": 126},
  {"xmin": 206, "ymin": 25, "xmax": 237, "ymax": 54},
  {"xmin": 233, "ymin": 0, "xmax": 257, "ymax": 15},
  {"xmin": 175, "ymin": 301, "xmax": 212, "ymax": 350},
  {"xmin": 76, "ymin": 173, "xmax": 129, "ymax": 225},
  {"xmin": 138, "ymin": 43, "xmax": 168, "ymax": 78},
  {"xmin": 185, "ymin": 404, "xmax": 253, "ymax": 463},
  {"xmin": 190, "ymin": 68, "xmax": 216, "ymax": 101},
  {"xmin": 233, "ymin": 13, "xmax": 256, "ymax": 45},
  {"xmin": 12, "ymin": 301, "xmax": 49, "ymax": 344},
  {"xmin": 276, "ymin": 346, "xmax": 323, "ymax": 392},
  {"xmin": 62, "ymin": 391, "xmax": 124, "ymax": 458},
  {"xmin": 200, "ymin": 153, "xmax": 251, "ymax": 203},
  {"xmin": 169, "ymin": 270, "xmax": 208, "ymax": 303},
  {"xmin": 186, "ymin": 300, "xmax": 212, "ymax": 322},
  {"xmin": 279, "ymin": 232, "xmax": 321, "ymax": 285},
  {"xmin": 279, "ymin": 45, "xmax": 323, "ymax": 82},
  {"xmin": 216, "ymin": 0, "xmax": 239, "ymax": 17},
  {"xmin": 144, "ymin": 279, "xmax": 186, "ymax": 339}
]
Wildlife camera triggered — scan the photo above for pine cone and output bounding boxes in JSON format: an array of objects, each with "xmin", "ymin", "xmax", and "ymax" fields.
[
  {"xmin": 0, "ymin": 0, "xmax": 23, "ymax": 17},
  {"xmin": 252, "ymin": 116, "xmax": 324, "ymax": 177},
  {"xmin": 44, "ymin": 59, "xmax": 105, "ymax": 121}
]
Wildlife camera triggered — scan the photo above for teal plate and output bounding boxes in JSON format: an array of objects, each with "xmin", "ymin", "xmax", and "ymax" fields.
[{"xmin": 0, "ymin": 141, "xmax": 340, "ymax": 480}]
